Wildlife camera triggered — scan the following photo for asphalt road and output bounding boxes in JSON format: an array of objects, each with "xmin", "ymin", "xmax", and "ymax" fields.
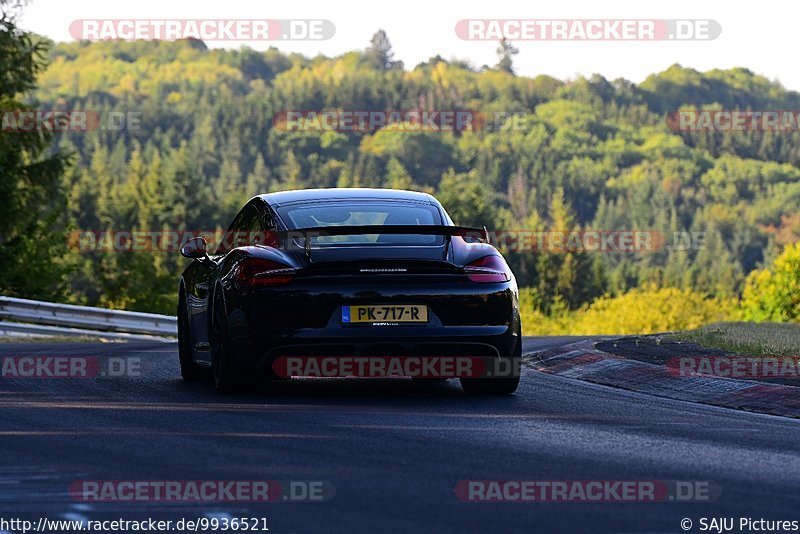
[{"xmin": 0, "ymin": 337, "xmax": 799, "ymax": 533}]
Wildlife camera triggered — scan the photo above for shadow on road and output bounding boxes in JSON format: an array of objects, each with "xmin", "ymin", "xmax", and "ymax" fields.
[{"xmin": 167, "ymin": 374, "xmax": 533, "ymax": 416}]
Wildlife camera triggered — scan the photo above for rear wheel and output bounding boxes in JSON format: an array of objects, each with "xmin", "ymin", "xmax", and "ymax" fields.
[
  {"xmin": 178, "ymin": 289, "xmax": 203, "ymax": 382},
  {"xmin": 210, "ymin": 289, "xmax": 247, "ymax": 393}
]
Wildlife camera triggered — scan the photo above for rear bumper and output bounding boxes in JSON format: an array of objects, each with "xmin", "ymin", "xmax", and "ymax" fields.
[
  {"xmin": 222, "ymin": 279, "xmax": 520, "ymax": 368},
  {"xmin": 256, "ymin": 327, "xmax": 516, "ymax": 367}
]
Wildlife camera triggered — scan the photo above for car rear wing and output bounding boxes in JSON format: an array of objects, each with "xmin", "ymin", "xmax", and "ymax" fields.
[{"xmin": 276, "ymin": 225, "xmax": 490, "ymax": 259}]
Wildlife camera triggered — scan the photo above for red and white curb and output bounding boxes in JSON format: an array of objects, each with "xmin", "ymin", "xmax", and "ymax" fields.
[{"xmin": 524, "ymin": 340, "xmax": 800, "ymax": 419}]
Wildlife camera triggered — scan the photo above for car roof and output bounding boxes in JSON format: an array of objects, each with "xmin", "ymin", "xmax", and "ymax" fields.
[{"xmin": 257, "ymin": 188, "xmax": 435, "ymax": 207}]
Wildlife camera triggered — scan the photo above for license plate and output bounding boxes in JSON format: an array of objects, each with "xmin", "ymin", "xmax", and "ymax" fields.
[{"xmin": 342, "ymin": 305, "xmax": 428, "ymax": 323}]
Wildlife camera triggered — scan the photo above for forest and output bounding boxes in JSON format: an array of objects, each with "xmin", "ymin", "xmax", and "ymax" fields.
[{"xmin": 2, "ymin": 28, "xmax": 799, "ymax": 333}]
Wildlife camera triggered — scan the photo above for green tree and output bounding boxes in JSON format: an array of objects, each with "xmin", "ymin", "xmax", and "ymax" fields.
[
  {"xmin": 19, "ymin": 35, "xmax": 800, "ymax": 321},
  {"xmin": 436, "ymin": 170, "xmax": 504, "ymax": 228},
  {"xmin": 741, "ymin": 243, "xmax": 800, "ymax": 322},
  {"xmin": 0, "ymin": 0, "xmax": 71, "ymax": 298}
]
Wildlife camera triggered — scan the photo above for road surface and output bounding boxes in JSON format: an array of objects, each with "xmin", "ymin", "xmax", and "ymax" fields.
[{"xmin": 0, "ymin": 338, "xmax": 798, "ymax": 533}]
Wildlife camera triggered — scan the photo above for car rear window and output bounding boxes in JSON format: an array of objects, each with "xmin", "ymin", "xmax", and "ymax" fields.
[{"xmin": 276, "ymin": 202, "xmax": 444, "ymax": 245}]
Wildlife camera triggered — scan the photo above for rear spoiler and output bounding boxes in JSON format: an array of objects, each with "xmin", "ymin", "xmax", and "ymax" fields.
[{"xmin": 276, "ymin": 225, "xmax": 490, "ymax": 259}]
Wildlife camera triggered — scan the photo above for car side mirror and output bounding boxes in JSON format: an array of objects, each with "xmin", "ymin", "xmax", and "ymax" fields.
[{"xmin": 180, "ymin": 236, "xmax": 208, "ymax": 260}]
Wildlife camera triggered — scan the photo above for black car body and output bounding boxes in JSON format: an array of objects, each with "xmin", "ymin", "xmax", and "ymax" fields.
[{"xmin": 178, "ymin": 188, "xmax": 521, "ymax": 394}]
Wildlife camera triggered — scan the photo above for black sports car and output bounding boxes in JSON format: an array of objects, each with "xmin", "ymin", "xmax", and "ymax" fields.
[{"xmin": 178, "ymin": 188, "xmax": 521, "ymax": 394}]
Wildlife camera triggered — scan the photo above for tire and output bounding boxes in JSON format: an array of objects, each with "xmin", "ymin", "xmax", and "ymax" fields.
[
  {"xmin": 178, "ymin": 288, "xmax": 203, "ymax": 382},
  {"xmin": 210, "ymin": 288, "xmax": 246, "ymax": 393},
  {"xmin": 460, "ymin": 325, "xmax": 522, "ymax": 395}
]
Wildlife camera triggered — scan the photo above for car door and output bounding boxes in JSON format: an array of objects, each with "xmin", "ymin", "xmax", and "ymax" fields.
[{"xmin": 185, "ymin": 202, "xmax": 261, "ymax": 364}]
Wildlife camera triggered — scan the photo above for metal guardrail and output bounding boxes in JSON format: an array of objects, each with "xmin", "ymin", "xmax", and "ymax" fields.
[{"xmin": 0, "ymin": 296, "xmax": 177, "ymax": 341}]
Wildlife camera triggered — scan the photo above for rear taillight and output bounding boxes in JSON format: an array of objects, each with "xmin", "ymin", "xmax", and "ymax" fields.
[
  {"xmin": 234, "ymin": 258, "xmax": 295, "ymax": 287},
  {"xmin": 464, "ymin": 255, "xmax": 512, "ymax": 283}
]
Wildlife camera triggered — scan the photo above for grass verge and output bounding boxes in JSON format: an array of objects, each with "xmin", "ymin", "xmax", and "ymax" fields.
[{"xmin": 672, "ymin": 322, "xmax": 800, "ymax": 356}]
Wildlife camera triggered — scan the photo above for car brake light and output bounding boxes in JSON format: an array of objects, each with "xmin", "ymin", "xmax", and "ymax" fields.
[
  {"xmin": 464, "ymin": 255, "xmax": 512, "ymax": 283},
  {"xmin": 234, "ymin": 258, "xmax": 295, "ymax": 287}
]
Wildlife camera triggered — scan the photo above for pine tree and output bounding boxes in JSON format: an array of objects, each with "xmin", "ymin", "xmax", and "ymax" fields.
[
  {"xmin": 0, "ymin": 1, "xmax": 71, "ymax": 298},
  {"xmin": 386, "ymin": 157, "xmax": 413, "ymax": 190},
  {"xmin": 495, "ymin": 39, "xmax": 519, "ymax": 74},
  {"xmin": 366, "ymin": 30, "xmax": 403, "ymax": 71}
]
